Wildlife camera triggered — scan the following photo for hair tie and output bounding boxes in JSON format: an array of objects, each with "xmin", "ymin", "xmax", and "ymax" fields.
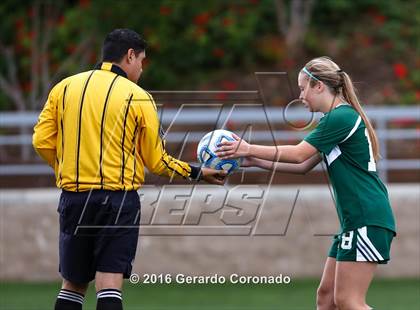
[{"xmin": 337, "ymin": 69, "xmax": 343, "ymax": 73}]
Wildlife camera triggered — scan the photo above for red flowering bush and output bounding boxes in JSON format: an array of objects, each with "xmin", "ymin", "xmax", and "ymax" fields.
[
  {"xmin": 393, "ymin": 63, "xmax": 408, "ymax": 80},
  {"xmin": 0, "ymin": 0, "xmax": 418, "ymax": 109}
]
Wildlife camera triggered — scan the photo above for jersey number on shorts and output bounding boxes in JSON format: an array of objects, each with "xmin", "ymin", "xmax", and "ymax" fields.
[{"xmin": 341, "ymin": 231, "xmax": 354, "ymax": 250}]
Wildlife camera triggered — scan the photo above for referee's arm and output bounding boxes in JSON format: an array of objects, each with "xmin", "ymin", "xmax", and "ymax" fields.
[
  {"xmin": 33, "ymin": 84, "xmax": 59, "ymax": 168},
  {"xmin": 138, "ymin": 93, "xmax": 200, "ymax": 180}
]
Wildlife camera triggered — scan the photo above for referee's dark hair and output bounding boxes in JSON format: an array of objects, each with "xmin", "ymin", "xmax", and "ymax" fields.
[{"xmin": 102, "ymin": 28, "xmax": 147, "ymax": 63}]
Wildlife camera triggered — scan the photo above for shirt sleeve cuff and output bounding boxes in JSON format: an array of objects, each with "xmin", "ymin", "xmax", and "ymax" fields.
[{"xmin": 189, "ymin": 165, "xmax": 202, "ymax": 181}]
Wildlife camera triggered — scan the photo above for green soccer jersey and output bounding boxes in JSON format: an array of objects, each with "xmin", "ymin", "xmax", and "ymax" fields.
[{"xmin": 304, "ymin": 104, "xmax": 396, "ymax": 234}]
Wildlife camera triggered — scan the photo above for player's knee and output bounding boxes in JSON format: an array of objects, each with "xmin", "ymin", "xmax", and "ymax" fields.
[
  {"xmin": 62, "ymin": 279, "xmax": 88, "ymax": 294},
  {"xmin": 334, "ymin": 292, "xmax": 362, "ymax": 310},
  {"xmin": 316, "ymin": 285, "xmax": 334, "ymax": 307},
  {"xmin": 95, "ymin": 278, "xmax": 121, "ymax": 292},
  {"xmin": 317, "ymin": 284, "xmax": 332, "ymax": 298},
  {"xmin": 95, "ymin": 272, "xmax": 123, "ymax": 292}
]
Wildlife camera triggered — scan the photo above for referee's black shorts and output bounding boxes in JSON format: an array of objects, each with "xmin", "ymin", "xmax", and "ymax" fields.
[{"xmin": 57, "ymin": 189, "xmax": 140, "ymax": 284}]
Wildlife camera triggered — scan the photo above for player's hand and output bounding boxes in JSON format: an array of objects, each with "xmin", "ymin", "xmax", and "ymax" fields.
[
  {"xmin": 215, "ymin": 133, "xmax": 250, "ymax": 159},
  {"xmin": 201, "ymin": 167, "xmax": 228, "ymax": 185}
]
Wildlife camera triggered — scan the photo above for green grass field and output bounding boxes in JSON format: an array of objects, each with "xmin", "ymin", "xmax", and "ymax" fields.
[{"xmin": 1, "ymin": 279, "xmax": 419, "ymax": 309}]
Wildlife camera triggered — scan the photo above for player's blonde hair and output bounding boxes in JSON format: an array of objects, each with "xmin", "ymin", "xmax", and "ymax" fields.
[{"xmin": 302, "ymin": 56, "xmax": 380, "ymax": 161}]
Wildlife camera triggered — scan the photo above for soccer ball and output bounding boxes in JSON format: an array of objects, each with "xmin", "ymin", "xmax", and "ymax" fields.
[{"xmin": 197, "ymin": 129, "xmax": 243, "ymax": 174}]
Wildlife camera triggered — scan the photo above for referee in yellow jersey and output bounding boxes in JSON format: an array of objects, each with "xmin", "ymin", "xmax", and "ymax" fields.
[{"xmin": 33, "ymin": 29, "xmax": 226, "ymax": 310}]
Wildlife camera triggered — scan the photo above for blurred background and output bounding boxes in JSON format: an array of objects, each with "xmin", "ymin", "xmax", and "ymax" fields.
[{"xmin": 0, "ymin": 0, "xmax": 419, "ymax": 309}]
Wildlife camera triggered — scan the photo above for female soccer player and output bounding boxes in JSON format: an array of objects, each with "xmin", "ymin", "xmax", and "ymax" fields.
[{"xmin": 215, "ymin": 56, "xmax": 396, "ymax": 310}]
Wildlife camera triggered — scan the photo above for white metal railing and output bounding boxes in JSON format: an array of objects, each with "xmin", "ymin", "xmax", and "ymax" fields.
[{"xmin": 1, "ymin": 106, "xmax": 419, "ymax": 182}]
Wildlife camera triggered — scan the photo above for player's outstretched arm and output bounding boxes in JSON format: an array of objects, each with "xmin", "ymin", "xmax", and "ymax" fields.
[
  {"xmin": 241, "ymin": 154, "xmax": 321, "ymax": 175},
  {"xmin": 216, "ymin": 134, "xmax": 318, "ymax": 164},
  {"xmin": 138, "ymin": 91, "xmax": 227, "ymax": 184}
]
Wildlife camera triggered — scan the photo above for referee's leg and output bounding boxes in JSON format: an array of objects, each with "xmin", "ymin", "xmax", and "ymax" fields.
[
  {"xmin": 55, "ymin": 190, "xmax": 92, "ymax": 310},
  {"xmin": 54, "ymin": 279, "xmax": 88, "ymax": 310},
  {"xmin": 94, "ymin": 190, "xmax": 140, "ymax": 310},
  {"xmin": 95, "ymin": 272, "xmax": 124, "ymax": 310}
]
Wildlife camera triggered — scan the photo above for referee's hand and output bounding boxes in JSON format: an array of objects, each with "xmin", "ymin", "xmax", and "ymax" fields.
[{"xmin": 201, "ymin": 167, "xmax": 228, "ymax": 185}]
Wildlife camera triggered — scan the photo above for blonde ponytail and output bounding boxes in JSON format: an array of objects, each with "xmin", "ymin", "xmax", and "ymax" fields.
[
  {"xmin": 341, "ymin": 72, "xmax": 380, "ymax": 160},
  {"xmin": 303, "ymin": 56, "xmax": 380, "ymax": 161}
]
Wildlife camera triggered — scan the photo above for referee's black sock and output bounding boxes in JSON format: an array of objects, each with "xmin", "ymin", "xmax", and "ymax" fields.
[
  {"xmin": 96, "ymin": 288, "xmax": 123, "ymax": 310},
  {"xmin": 54, "ymin": 289, "xmax": 84, "ymax": 310}
]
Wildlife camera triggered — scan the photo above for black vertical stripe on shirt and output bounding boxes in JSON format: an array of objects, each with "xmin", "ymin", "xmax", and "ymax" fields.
[
  {"xmin": 99, "ymin": 75, "xmax": 119, "ymax": 189},
  {"xmin": 120, "ymin": 93, "xmax": 133, "ymax": 186},
  {"xmin": 120, "ymin": 118, "xmax": 139, "ymax": 188},
  {"xmin": 75, "ymin": 70, "xmax": 95, "ymax": 192},
  {"xmin": 59, "ymin": 85, "xmax": 68, "ymax": 186},
  {"xmin": 131, "ymin": 118, "xmax": 139, "ymax": 187}
]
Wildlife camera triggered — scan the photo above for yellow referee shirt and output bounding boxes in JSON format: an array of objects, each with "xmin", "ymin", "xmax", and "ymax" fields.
[{"xmin": 33, "ymin": 62, "xmax": 199, "ymax": 191}]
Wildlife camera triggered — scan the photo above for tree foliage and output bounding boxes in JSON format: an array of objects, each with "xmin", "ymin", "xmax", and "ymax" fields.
[{"xmin": 0, "ymin": 0, "xmax": 418, "ymax": 111}]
